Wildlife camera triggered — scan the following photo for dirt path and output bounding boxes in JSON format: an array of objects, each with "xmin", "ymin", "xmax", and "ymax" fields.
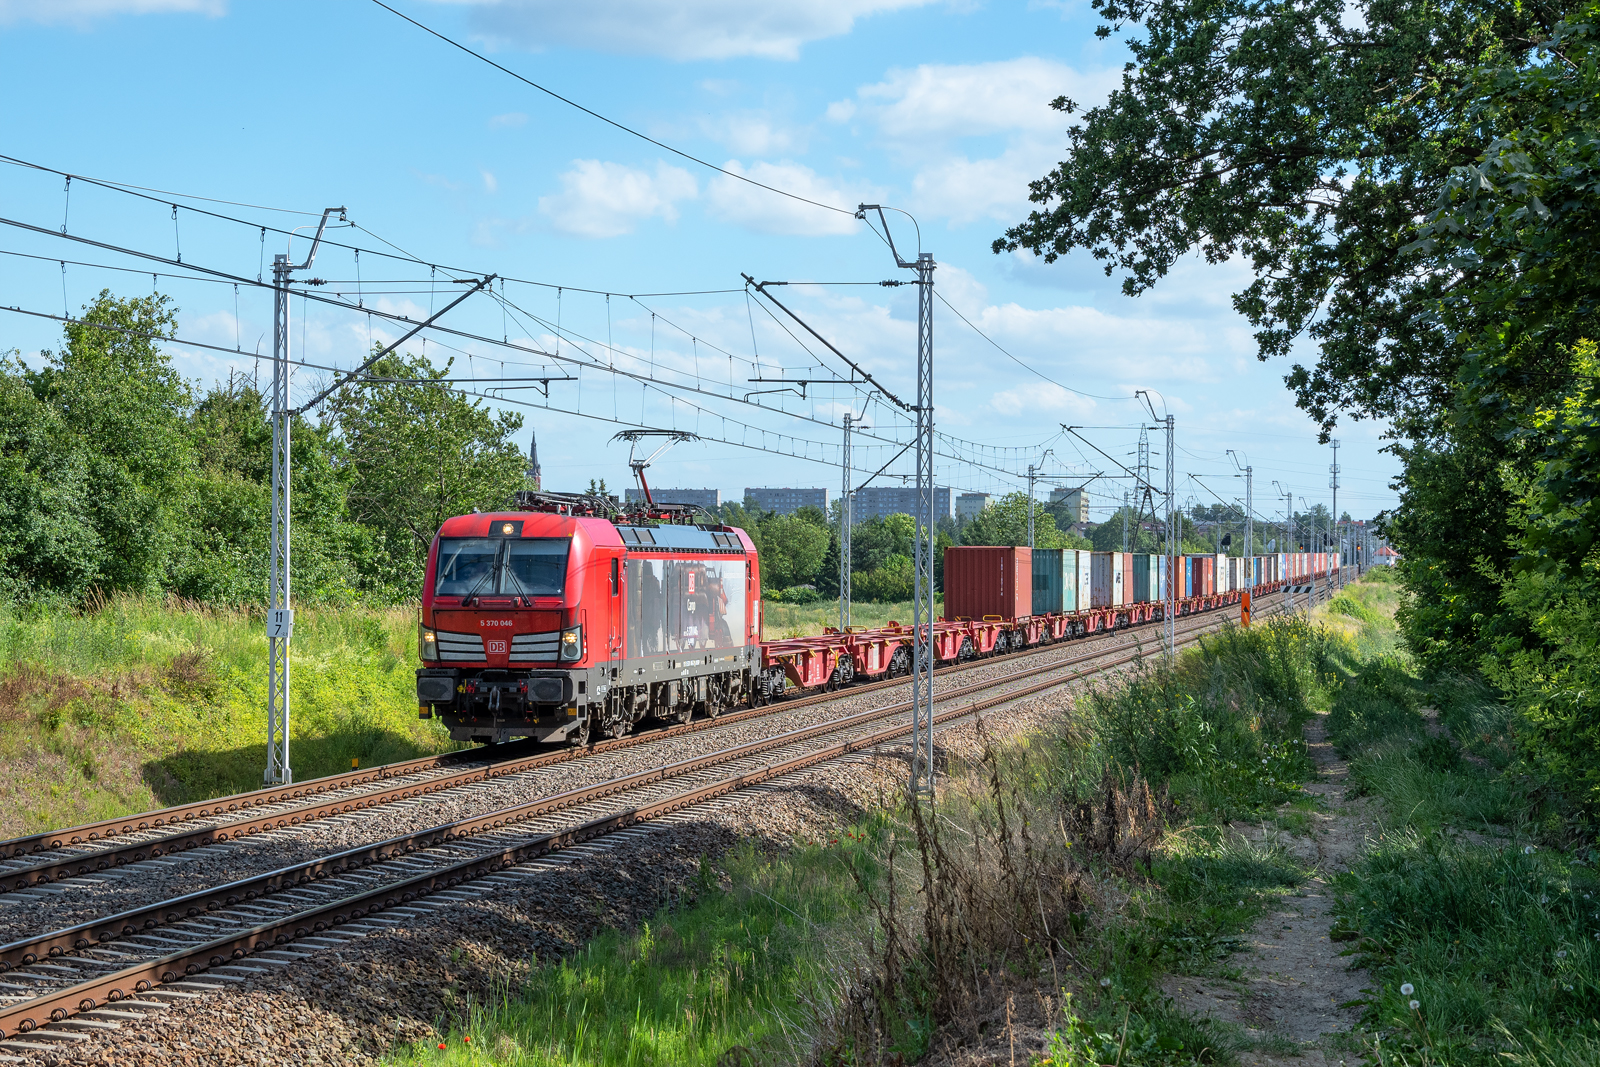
[{"xmin": 1163, "ymin": 713, "xmax": 1377, "ymax": 1064}]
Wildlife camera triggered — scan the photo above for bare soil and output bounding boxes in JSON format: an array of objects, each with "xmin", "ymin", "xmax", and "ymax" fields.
[{"xmin": 1162, "ymin": 712, "xmax": 1377, "ymax": 1064}]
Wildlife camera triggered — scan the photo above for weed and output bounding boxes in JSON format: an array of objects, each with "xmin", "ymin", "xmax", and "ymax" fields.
[{"xmin": 1334, "ymin": 832, "xmax": 1600, "ymax": 1062}]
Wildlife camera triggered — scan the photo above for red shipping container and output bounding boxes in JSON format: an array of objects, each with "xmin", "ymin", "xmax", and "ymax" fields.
[
  {"xmin": 944, "ymin": 546, "xmax": 1032, "ymax": 620},
  {"xmin": 1119, "ymin": 552, "xmax": 1135, "ymax": 605},
  {"xmin": 1200, "ymin": 557, "xmax": 1215, "ymax": 596}
]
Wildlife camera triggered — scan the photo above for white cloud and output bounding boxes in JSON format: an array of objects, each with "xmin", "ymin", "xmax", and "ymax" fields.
[
  {"xmin": 448, "ymin": 0, "xmax": 935, "ymax": 61},
  {"xmin": 539, "ymin": 160, "xmax": 697, "ymax": 238},
  {"xmin": 850, "ymin": 57, "xmax": 1112, "ymax": 142},
  {"xmin": 0, "ymin": 0, "xmax": 222, "ymax": 24},
  {"xmin": 701, "ymin": 113, "xmax": 802, "ymax": 156},
  {"xmin": 990, "ymin": 382, "xmax": 1098, "ymax": 419},
  {"xmin": 706, "ymin": 161, "xmax": 865, "ymax": 236},
  {"xmin": 829, "ymin": 57, "xmax": 1120, "ymax": 227},
  {"xmin": 481, "ymin": 170, "xmax": 498, "ymax": 194},
  {"xmin": 912, "ymin": 146, "xmax": 1060, "ymax": 225},
  {"xmin": 488, "ymin": 112, "xmax": 527, "ymax": 129},
  {"xmin": 825, "ymin": 99, "xmax": 857, "ymax": 123}
]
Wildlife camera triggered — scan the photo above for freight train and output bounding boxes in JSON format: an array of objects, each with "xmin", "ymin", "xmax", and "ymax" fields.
[{"xmin": 414, "ymin": 492, "xmax": 1339, "ymax": 747}]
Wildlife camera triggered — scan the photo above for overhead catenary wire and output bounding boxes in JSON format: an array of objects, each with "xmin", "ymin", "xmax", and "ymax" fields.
[
  {"xmin": 367, "ymin": 1, "xmax": 858, "ymax": 222},
  {"xmin": 0, "ymin": 159, "xmax": 1278, "ymax": 499},
  {"xmin": 0, "ymin": 154, "xmax": 1108, "ymax": 479}
]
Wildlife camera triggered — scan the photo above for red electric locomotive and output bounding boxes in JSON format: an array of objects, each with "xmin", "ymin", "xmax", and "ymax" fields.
[{"xmin": 415, "ymin": 490, "xmax": 762, "ymax": 747}]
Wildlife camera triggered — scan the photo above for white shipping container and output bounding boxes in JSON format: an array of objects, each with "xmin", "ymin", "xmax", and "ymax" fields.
[{"xmin": 1090, "ymin": 551, "xmax": 1123, "ymax": 609}]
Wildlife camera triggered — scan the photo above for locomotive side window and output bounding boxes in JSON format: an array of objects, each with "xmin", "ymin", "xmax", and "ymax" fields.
[
  {"xmin": 501, "ymin": 539, "xmax": 570, "ymax": 597},
  {"xmin": 609, "ymin": 558, "xmax": 619, "ymax": 595},
  {"xmin": 434, "ymin": 537, "xmax": 570, "ymax": 597},
  {"xmin": 626, "ymin": 558, "xmax": 745, "ymax": 654},
  {"xmin": 434, "ymin": 538, "xmax": 500, "ymax": 597}
]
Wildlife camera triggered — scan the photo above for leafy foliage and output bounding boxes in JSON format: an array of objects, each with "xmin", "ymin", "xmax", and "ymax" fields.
[
  {"xmin": 958, "ymin": 491, "xmax": 1089, "ymax": 549},
  {"xmin": 996, "ymin": 0, "xmax": 1553, "ymax": 439},
  {"xmin": 0, "ymin": 293, "xmax": 529, "ymax": 605},
  {"xmin": 328, "ymin": 351, "xmax": 526, "ymax": 589}
]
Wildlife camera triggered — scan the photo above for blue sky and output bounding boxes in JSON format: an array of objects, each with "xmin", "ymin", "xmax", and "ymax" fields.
[{"xmin": 0, "ymin": 0, "xmax": 1399, "ymax": 526}]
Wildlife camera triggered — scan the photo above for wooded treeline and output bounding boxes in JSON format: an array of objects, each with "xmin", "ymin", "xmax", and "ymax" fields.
[
  {"xmin": 0, "ymin": 290, "xmax": 528, "ymax": 604},
  {"xmin": 999, "ymin": 0, "xmax": 1600, "ymax": 817}
]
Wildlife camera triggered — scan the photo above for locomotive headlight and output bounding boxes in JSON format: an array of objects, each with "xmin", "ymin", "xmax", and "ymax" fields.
[
  {"xmin": 559, "ymin": 625, "xmax": 582, "ymax": 661},
  {"xmin": 419, "ymin": 627, "xmax": 438, "ymax": 661}
]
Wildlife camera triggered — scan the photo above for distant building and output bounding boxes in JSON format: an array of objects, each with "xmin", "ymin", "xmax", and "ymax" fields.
[
  {"xmin": 955, "ymin": 492, "xmax": 992, "ymax": 521},
  {"xmin": 1049, "ymin": 487, "xmax": 1090, "ymax": 524},
  {"xmin": 745, "ymin": 487, "xmax": 828, "ymax": 516},
  {"xmin": 852, "ymin": 486, "xmax": 954, "ymax": 526},
  {"xmin": 624, "ymin": 487, "xmax": 721, "ymax": 511},
  {"xmin": 526, "ymin": 431, "xmax": 541, "ymax": 490}
]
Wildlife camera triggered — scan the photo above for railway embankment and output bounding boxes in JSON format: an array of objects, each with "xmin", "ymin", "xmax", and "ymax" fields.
[
  {"xmin": 0, "ymin": 596, "xmax": 451, "ymax": 837},
  {"xmin": 376, "ymin": 570, "xmax": 1591, "ymax": 1067},
  {"xmin": 355, "ymin": 580, "xmax": 1331, "ymax": 1064}
]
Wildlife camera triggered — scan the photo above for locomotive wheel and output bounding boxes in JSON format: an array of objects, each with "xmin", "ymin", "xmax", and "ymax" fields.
[{"xmin": 568, "ymin": 717, "xmax": 592, "ymax": 748}]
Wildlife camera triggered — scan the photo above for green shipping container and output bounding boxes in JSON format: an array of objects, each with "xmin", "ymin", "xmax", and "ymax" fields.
[
  {"xmin": 1131, "ymin": 553, "xmax": 1154, "ymax": 602},
  {"xmin": 1031, "ymin": 549, "xmax": 1065, "ymax": 615}
]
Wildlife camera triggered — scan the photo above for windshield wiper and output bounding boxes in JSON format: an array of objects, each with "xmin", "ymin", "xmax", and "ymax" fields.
[
  {"xmin": 501, "ymin": 556, "xmax": 533, "ymax": 600},
  {"xmin": 459, "ymin": 543, "xmax": 502, "ymax": 602}
]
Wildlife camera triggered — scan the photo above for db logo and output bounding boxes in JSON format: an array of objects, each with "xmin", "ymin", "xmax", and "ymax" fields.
[{"xmin": 486, "ymin": 640, "xmax": 507, "ymax": 655}]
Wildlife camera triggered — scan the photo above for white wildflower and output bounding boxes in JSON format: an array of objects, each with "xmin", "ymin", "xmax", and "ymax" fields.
[
  {"xmin": 1409, "ymin": 999, "xmax": 1420, "ymax": 1010},
  {"xmin": 1558, "ymin": 950, "xmax": 1568, "ymax": 959},
  {"xmin": 1100, "ymin": 977, "xmax": 1112, "ymax": 988},
  {"xmin": 1400, "ymin": 983, "xmax": 1414, "ymax": 996},
  {"xmin": 1525, "ymin": 845, "xmax": 1537, "ymax": 855}
]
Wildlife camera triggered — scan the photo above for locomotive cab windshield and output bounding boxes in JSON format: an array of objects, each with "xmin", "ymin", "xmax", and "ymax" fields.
[{"xmin": 434, "ymin": 536, "xmax": 570, "ymax": 598}]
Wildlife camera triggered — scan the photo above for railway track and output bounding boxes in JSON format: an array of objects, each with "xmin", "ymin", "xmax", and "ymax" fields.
[
  {"xmin": 0, "ymin": 585, "xmax": 1352, "ymax": 1055},
  {"xmin": 0, "ymin": 591, "xmax": 1287, "ymax": 892}
]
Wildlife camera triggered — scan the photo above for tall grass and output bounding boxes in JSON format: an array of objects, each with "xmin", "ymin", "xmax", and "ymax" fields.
[
  {"xmin": 761, "ymin": 596, "xmax": 940, "ymax": 639},
  {"xmin": 386, "ymin": 843, "xmax": 867, "ymax": 1066},
  {"xmin": 1074, "ymin": 617, "xmax": 1332, "ymax": 820},
  {"xmin": 0, "ymin": 595, "xmax": 451, "ymax": 836}
]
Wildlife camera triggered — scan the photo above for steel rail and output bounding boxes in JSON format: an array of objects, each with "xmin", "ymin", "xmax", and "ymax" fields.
[
  {"xmin": 0, "ymin": 594, "xmax": 1296, "ymax": 985},
  {"xmin": 0, "ymin": 590, "xmax": 1277, "ymax": 865},
  {"xmin": 0, "ymin": 618, "xmax": 1214, "ymax": 1038},
  {"xmin": 0, "ymin": 599, "xmax": 1261, "ymax": 892},
  {"xmin": 0, "ymin": 579, "xmax": 1340, "ymax": 1038}
]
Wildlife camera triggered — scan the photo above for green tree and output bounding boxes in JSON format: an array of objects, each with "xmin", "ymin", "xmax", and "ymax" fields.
[
  {"xmin": 0, "ymin": 353, "xmax": 100, "ymax": 599},
  {"xmin": 327, "ymin": 351, "xmax": 526, "ymax": 585},
  {"xmin": 23, "ymin": 290, "xmax": 194, "ymax": 593},
  {"xmin": 962, "ymin": 492, "xmax": 1089, "ymax": 549},
  {"xmin": 751, "ymin": 512, "xmax": 831, "ymax": 589},
  {"xmin": 995, "ymin": 0, "xmax": 1551, "ymax": 441},
  {"xmin": 171, "ymin": 375, "xmax": 382, "ymax": 604}
]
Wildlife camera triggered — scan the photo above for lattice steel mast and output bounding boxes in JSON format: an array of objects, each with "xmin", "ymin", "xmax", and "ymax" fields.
[
  {"xmin": 265, "ymin": 207, "xmax": 344, "ymax": 787},
  {"xmin": 859, "ymin": 204, "xmax": 936, "ymax": 796}
]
